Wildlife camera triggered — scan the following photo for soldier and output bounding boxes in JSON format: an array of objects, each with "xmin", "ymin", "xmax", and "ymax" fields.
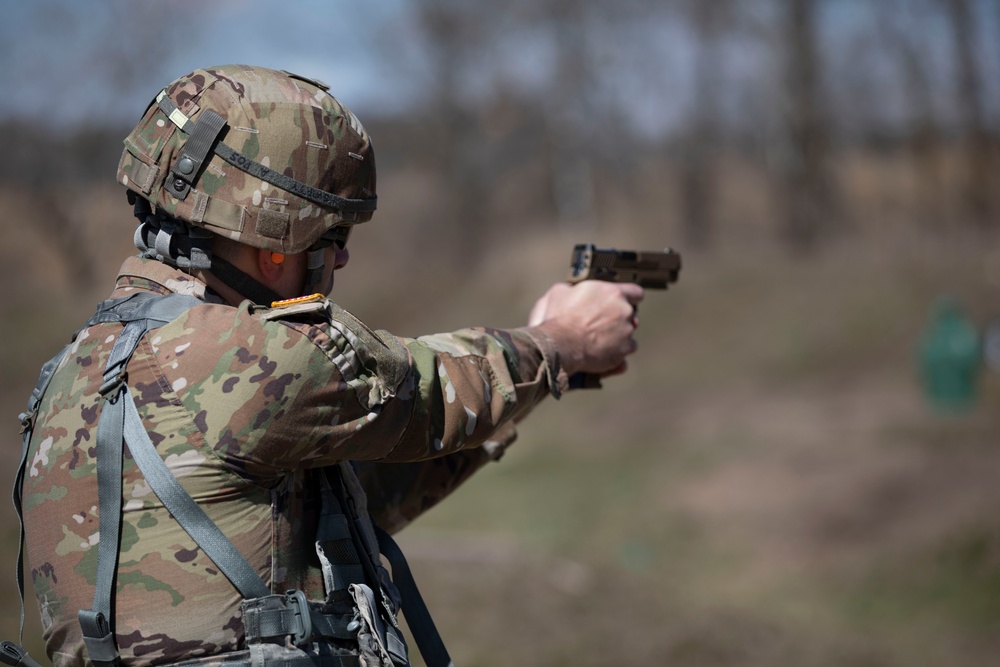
[{"xmin": 16, "ymin": 65, "xmax": 642, "ymax": 667}]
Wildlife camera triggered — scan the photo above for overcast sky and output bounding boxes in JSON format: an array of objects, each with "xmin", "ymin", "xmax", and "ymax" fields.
[
  {"xmin": 0, "ymin": 0, "xmax": 413, "ymax": 127},
  {"xmin": 0, "ymin": 0, "xmax": 701, "ymax": 137},
  {"xmin": 2, "ymin": 1, "xmax": 997, "ymax": 138}
]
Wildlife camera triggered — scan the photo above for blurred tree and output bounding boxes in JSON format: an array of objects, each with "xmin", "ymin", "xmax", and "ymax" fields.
[
  {"xmin": 376, "ymin": 0, "xmax": 660, "ymax": 253},
  {"xmin": 677, "ymin": 0, "xmax": 728, "ymax": 249},
  {"xmin": 780, "ymin": 0, "xmax": 839, "ymax": 250},
  {"xmin": 411, "ymin": 1, "xmax": 498, "ymax": 265},
  {"xmin": 0, "ymin": 0, "xmax": 203, "ymax": 292},
  {"xmin": 875, "ymin": 0, "xmax": 948, "ymax": 230},
  {"xmin": 941, "ymin": 0, "xmax": 996, "ymax": 229},
  {"xmin": 543, "ymin": 0, "xmax": 598, "ymax": 232},
  {"xmin": 12, "ymin": 0, "xmax": 1000, "ymax": 272}
]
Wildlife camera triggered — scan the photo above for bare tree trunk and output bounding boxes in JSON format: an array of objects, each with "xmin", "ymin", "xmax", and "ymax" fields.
[
  {"xmin": 944, "ymin": 0, "xmax": 994, "ymax": 228},
  {"xmin": 680, "ymin": 0, "xmax": 725, "ymax": 249},
  {"xmin": 877, "ymin": 0, "xmax": 948, "ymax": 230},
  {"xmin": 781, "ymin": 0, "xmax": 837, "ymax": 251},
  {"xmin": 417, "ymin": 3, "xmax": 493, "ymax": 267},
  {"xmin": 544, "ymin": 0, "xmax": 598, "ymax": 233}
]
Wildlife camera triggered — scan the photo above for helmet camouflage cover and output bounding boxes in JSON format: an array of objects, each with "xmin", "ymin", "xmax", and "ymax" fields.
[{"xmin": 118, "ymin": 64, "xmax": 377, "ymax": 254}]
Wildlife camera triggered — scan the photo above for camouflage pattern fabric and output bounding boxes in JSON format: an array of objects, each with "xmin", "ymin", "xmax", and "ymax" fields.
[
  {"xmin": 22, "ymin": 256, "xmax": 565, "ymax": 666},
  {"xmin": 119, "ymin": 65, "xmax": 377, "ymax": 254}
]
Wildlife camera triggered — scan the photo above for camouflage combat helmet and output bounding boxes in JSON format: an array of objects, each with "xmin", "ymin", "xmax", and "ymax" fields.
[{"xmin": 118, "ymin": 64, "xmax": 376, "ymax": 296}]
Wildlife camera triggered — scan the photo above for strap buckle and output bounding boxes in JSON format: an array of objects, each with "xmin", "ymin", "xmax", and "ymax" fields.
[
  {"xmin": 98, "ymin": 356, "xmax": 129, "ymax": 397},
  {"xmin": 18, "ymin": 411, "xmax": 34, "ymax": 435},
  {"xmin": 98, "ymin": 370, "xmax": 126, "ymax": 398},
  {"xmin": 0, "ymin": 641, "xmax": 45, "ymax": 667},
  {"xmin": 285, "ymin": 589, "xmax": 312, "ymax": 647},
  {"xmin": 79, "ymin": 610, "xmax": 122, "ymax": 667}
]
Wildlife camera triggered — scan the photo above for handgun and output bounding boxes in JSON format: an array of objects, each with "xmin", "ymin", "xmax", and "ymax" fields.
[
  {"xmin": 566, "ymin": 244, "xmax": 682, "ymax": 389},
  {"xmin": 567, "ymin": 244, "xmax": 681, "ymax": 289}
]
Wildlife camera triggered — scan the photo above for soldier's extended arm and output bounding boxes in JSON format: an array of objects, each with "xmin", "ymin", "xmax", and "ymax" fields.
[{"xmin": 566, "ymin": 244, "xmax": 682, "ymax": 388}]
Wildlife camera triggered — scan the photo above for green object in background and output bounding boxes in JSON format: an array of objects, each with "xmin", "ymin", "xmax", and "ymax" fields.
[{"xmin": 919, "ymin": 297, "xmax": 981, "ymax": 410}]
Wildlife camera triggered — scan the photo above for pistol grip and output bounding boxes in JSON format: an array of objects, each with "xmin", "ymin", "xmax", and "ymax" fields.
[{"xmin": 568, "ymin": 372, "xmax": 603, "ymax": 390}]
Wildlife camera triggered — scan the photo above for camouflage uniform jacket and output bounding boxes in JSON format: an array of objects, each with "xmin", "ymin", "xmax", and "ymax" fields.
[{"xmin": 22, "ymin": 256, "xmax": 567, "ymax": 666}]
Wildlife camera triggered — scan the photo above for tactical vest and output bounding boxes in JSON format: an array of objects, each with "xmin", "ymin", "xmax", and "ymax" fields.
[{"xmin": 11, "ymin": 292, "xmax": 453, "ymax": 667}]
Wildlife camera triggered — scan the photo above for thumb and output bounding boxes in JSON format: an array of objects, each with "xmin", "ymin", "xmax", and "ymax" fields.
[{"xmin": 528, "ymin": 293, "xmax": 550, "ymax": 327}]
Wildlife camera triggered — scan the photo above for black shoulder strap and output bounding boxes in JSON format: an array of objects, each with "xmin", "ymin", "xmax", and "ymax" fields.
[{"xmin": 374, "ymin": 526, "xmax": 454, "ymax": 667}]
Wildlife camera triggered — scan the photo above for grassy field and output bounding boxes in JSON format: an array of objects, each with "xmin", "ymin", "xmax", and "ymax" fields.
[{"xmin": 1, "ymin": 181, "xmax": 999, "ymax": 666}]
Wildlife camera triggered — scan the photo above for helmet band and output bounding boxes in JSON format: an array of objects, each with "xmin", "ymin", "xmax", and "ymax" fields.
[{"xmin": 155, "ymin": 91, "xmax": 377, "ymax": 215}]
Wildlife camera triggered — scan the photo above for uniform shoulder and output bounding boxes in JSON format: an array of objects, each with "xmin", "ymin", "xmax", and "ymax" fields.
[
  {"xmin": 255, "ymin": 293, "xmax": 330, "ymax": 323},
  {"xmin": 254, "ymin": 294, "xmax": 411, "ymax": 400}
]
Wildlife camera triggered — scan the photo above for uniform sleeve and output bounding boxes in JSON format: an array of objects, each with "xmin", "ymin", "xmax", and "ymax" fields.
[
  {"xmin": 351, "ymin": 447, "xmax": 494, "ymax": 535},
  {"xmin": 167, "ymin": 301, "xmax": 567, "ymax": 478},
  {"xmin": 352, "ymin": 407, "xmax": 523, "ymax": 534},
  {"xmin": 316, "ymin": 325, "xmax": 563, "ymax": 465},
  {"xmin": 386, "ymin": 325, "xmax": 565, "ymax": 459}
]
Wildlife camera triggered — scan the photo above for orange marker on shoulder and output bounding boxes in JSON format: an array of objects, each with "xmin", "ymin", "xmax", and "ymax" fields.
[{"xmin": 271, "ymin": 293, "xmax": 325, "ymax": 308}]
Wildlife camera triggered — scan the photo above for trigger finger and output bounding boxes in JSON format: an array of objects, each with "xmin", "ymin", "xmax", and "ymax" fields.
[{"xmin": 620, "ymin": 283, "xmax": 645, "ymax": 306}]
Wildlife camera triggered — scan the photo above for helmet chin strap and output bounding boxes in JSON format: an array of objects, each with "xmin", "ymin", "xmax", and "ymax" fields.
[
  {"xmin": 131, "ymin": 196, "xmax": 348, "ymax": 305},
  {"xmin": 304, "ymin": 248, "xmax": 326, "ymax": 295},
  {"xmin": 300, "ymin": 225, "xmax": 350, "ymax": 296},
  {"xmin": 131, "ymin": 194, "xmax": 213, "ymax": 271},
  {"xmin": 131, "ymin": 197, "xmax": 286, "ymax": 306},
  {"xmin": 206, "ymin": 226, "xmax": 343, "ymax": 304},
  {"xmin": 209, "ymin": 256, "xmax": 284, "ymax": 306}
]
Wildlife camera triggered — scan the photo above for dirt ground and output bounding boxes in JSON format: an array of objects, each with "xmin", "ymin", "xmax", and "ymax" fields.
[{"xmin": 392, "ymin": 370, "xmax": 1000, "ymax": 666}]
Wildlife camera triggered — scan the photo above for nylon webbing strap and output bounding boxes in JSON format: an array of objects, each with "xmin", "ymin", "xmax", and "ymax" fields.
[
  {"xmin": 120, "ymin": 387, "xmax": 271, "ymax": 600},
  {"xmin": 212, "ymin": 143, "xmax": 376, "ymax": 214},
  {"xmin": 11, "ymin": 441, "xmax": 29, "ymax": 643},
  {"xmin": 328, "ymin": 471, "xmax": 384, "ymax": 600},
  {"xmin": 80, "ymin": 318, "xmax": 149, "ymax": 667},
  {"xmin": 155, "ymin": 90, "xmax": 377, "ymax": 214},
  {"xmin": 0, "ymin": 641, "xmax": 44, "ymax": 667},
  {"xmin": 168, "ymin": 649, "xmax": 361, "ymax": 667},
  {"xmin": 169, "ymin": 109, "xmax": 228, "ymax": 198},
  {"xmin": 374, "ymin": 526, "xmax": 454, "ymax": 667},
  {"xmin": 209, "ymin": 257, "xmax": 283, "ymax": 307},
  {"xmin": 242, "ymin": 593, "xmax": 354, "ymax": 644},
  {"xmin": 76, "ymin": 293, "xmax": 215, "ymax": 666}
]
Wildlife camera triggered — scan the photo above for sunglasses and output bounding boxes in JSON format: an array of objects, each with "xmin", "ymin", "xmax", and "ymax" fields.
[{"xmin": 312, "ymin": 225, "xmax": 353, "ymax": 251}]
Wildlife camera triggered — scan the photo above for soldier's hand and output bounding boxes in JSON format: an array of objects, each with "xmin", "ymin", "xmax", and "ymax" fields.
[{"xmin": 528, "ymin": 281, "xmax": 644, "ymax": 377}]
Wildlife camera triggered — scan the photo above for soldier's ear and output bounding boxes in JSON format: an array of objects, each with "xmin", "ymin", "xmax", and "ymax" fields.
[{"xmin": 258, "ymin": 248, "xmax": 285, "ymax": 283}]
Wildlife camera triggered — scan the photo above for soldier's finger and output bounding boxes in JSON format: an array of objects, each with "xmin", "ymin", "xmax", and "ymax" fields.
[{"xmin": 618, "ymin": 283, "xmax": 644, "ymax": 306}]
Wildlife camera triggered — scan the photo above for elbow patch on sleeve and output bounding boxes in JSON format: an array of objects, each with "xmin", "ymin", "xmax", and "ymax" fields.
[{"xmin": 327, "ymin": 302, "xmax": 411, "ymax": 402}]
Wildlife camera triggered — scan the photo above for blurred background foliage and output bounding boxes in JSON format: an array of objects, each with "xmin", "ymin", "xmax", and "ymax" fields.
[{"xmin": 2, "ymin": 1, "xmax": 1000, "ymax": 665}]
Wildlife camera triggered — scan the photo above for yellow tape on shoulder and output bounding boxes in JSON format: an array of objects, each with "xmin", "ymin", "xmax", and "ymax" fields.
[{"xmin": 271, "ymin": 293, "xmax": 324, "ymax": 308}]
